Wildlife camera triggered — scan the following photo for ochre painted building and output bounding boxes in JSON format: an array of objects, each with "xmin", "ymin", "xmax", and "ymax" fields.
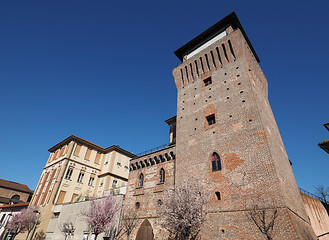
[
  {"xmin": 25, "ymin": 135, "xmax": 135, "ymax": 239},
  {"xmin": 124, "ymin": 12, "xmax": 317, "ymax": 240}
]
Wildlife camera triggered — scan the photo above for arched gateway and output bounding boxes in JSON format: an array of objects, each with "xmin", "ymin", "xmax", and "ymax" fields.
[{"xmin": 135, "ymin": 219, "xmax": 154, "ymax": 240}]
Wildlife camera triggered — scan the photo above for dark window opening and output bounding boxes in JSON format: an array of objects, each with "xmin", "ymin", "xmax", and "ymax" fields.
[
  {"xmin": 205, "ymin": 54, "xmax": 211, "ymax": 70},
  {"xmin": 203, "ymin": 77, "xmax": 212, "ymax": 87},
  {"xmin": 222, "ymin": 43, "xmax": 229, "ymax": 61},
  {"xmin": 136, "ymin": 202, "xmax": 140, "ymax": 209},
  {"xmin": 65, "ymin": 168, "xmax": 73, "ymax": 180},
  {"xmin": 206, "ymin": 114, "xmax": 216, "ymax": 126},
  {"xmin": 194, "ymin": 60, "xmax": 199, "ymax": 76},
  {"xmin": 215, "ymin": 192, "xmax": 221, "ymax": 200},
  {"xmin": 215, "ymin": 47, "xmax": 222, "ymax": 65},
  {"xmin": 200, "ymin": 57, "xmax": 205, "ymax": 73},
  {"xmin": 157, "ymin": 199, "xmax": 163, "ymax": 206},
  {"xmin": 159, "ymin": 168, "xmax": 165, "ymax": 184},
  {"xmin": 212, "ymin": 152, "xmax": 222, "ymax": 171},
  {"xmin": 185, "ymin": 66, "xmax": 189, "ymax": 81},
  {"xmin": 138, "ymin": 173, "xmax": 144, "ymax": 188},
  {"xmin": 190, "ymin": 63, "xmax": 194, "ymax": 79},
  {"xmin": 228, "ymin": 40, "xmax": 236, "ymax": 59},
  {"xmin": 210, "ymin": 50, "xmax": 217, "ymax": 68}
]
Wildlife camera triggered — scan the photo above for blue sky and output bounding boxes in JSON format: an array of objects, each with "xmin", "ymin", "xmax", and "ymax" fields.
[{"xmin": 0, "ymin": 0, "xmax": 328, "ymax": 193}]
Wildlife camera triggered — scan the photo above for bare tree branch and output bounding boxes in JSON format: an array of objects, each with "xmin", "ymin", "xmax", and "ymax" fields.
[
  {"xmin": 246, "ymin": 204, "xmax": 279, "ymax": 240},
  {"xmin": 314, "ymin": 185, "xmax": 329, "ymax": 204},
  {"xmin": 59, "ymin": 221, "xmax": 75, "ymax": 240}
]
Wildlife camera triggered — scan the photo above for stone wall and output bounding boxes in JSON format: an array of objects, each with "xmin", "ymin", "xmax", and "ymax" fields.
[{"xmin": 301, "ymin": 192, "xmax": 329, "ymax": 240}]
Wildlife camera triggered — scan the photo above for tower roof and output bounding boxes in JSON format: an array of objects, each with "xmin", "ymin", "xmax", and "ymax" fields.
[{"xmin": 174, "ymin": 12, "xmax": 260, "ymax": 63}]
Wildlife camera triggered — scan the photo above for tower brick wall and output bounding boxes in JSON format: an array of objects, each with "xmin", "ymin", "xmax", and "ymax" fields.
[{"xmin": 172, "ymin": 14, "xmax": 316, "ymax": 239}]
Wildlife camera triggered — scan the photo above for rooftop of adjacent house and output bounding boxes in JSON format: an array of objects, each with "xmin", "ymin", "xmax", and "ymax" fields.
[
  {"xmin": 174, "ymin": 12, "xmax": 259, "ymax": 63},
  {"xmin": 319, "ymin": 140, "xmax": 329, "ymax": 154},
  {"xmin": 0, "ymin": 179, "xmax": 34, "ymax": 194},
  {"xmin": 0, "ymin": 202, "xmax": 29, "ymax": 209},
  {"xmin": 48, "ymin": 135, "xmax": 136, "ymax": 158},
  {"xmin": 318, "ymin": 123, "xmax": 329, "ymax": 154}
]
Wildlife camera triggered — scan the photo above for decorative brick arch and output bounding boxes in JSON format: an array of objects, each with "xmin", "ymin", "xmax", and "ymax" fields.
[{"xmin": 136, "ymin": 219, "xmax": 154, "ymax": 240}]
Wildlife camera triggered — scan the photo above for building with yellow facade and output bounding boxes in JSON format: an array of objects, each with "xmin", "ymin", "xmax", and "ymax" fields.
[{"xmin": 26, "ymin": 135, "xmax": 135, "ymax": 239}]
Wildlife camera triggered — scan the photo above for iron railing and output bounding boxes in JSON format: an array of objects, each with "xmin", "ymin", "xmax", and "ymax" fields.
[
  {"xmin": 135, "ymin": 143, "xmax": 173, "ymax": 157},
  {"xmin": 299, "ymin": 187, "xmax": 321, "ymax": 201}
]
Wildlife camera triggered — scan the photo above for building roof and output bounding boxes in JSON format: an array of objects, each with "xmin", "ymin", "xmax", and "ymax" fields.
[
  {"xmin": 48, "ymin": 135, "xmax": 136, "ymax": 158},
  {"xmin": 0, "ymin": 179, "xmax": 34, "ymax": 194},
  {"xmin": 174, "ymin": 12, "xmax": 260, "ymax": 63},
  {"xmin": 324, "ymin": 123, "xmax": 329, "ymax": 131},
  {"xmin": 318, "ymin": 123, "xmax": 329, "ymax": 154},
  {"xmin": 165, "ymin": 116, "xmax": 176, "ymax": 125},
  {"xmin": 319, "ymin": 140, "xmax": 329, "ymax": 154},
  {"xmin": 0, "ymin": 196, "xmax": 10, "ymax": 204},
  {"xmin": 0, "ymin": 202, "xmax": 29, "ymax": 209}
]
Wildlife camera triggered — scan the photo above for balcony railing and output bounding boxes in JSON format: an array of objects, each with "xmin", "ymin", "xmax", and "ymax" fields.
[
  {"xmin": 135, "ymin": 143, "xmax": 174, "ymax": 158},
  {"xmin": 299, "ymin": 187, "xmax": 321, "ymax": 201}
]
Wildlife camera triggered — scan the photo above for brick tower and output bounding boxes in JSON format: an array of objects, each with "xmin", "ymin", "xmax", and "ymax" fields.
[{"xmin": 172, "ymin": 12, "xmax": 316, "ymax": 239}]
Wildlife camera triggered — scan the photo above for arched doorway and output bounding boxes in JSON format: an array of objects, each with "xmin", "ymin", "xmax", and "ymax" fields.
[{"xmin": 136, "ymin": 219, "xmax": 154, "ymax": 240}]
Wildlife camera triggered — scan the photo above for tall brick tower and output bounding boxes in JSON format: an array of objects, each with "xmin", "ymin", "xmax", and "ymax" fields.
[{"xmin": 172, "ymin": 12, "xmax": 316, "ymax": 239}]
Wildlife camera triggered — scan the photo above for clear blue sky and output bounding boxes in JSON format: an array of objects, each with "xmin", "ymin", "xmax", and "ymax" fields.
[{"xmin": 0, "ymin": 0, "xmax": 328, "ymax": 194}]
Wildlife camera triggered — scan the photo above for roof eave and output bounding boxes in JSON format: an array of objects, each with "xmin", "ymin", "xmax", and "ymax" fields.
[{"xmin": 174, "ymin": 12, "xmax": 260, "ymax": 63}]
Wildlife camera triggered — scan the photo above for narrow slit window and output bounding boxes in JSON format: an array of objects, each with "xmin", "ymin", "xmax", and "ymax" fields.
[
  {"xmin": 206, "ymin": 114, "xmax": 216, "ymax": 126},
  {"xmin": 203, "ymin": 77, "xmax": 212, "ymax": 87},
  {"xmin": 210, "ymin": 50, "xmax": 217, "ymax": 68},
  {"xmin": 138, "ymin": 173, "xmax": 144, "ymax": 188},
  {"xmin": 215, "ymin": 47, "xmax": 222, "ymax": 65},
  {"xmin": 215, "ymin": 191, "xmax": 221, "ymax": 200},
  {"xmin": 205, "ymin": 54, "xmax": 211, "ymax": 70},
  {"xmin": 222, "ymin": 44, "xmax": 229, "ymax": 61},
  {"xmin": 189, "ymin": 63, "xmax": 194, "ymax": 79},
  {"xmin": 200, "ymin": 57, "xmax": 205, "ymax": 72},
  {"xmin": 159, "ymin": 168, "xmax": 165, "ymax": 183},
  {"xmin": 185, "ymin": 66, "xmax": 189, "ymax": 81},
  {"xmin": 211, "ymin": 152, "xmax": 221, "ymax": 171},
  {"xmin": 194, "ymin": 60, "xmax": 199, "ymax": 76},
  {"xmin": 180, "ymin": 69, "xmax": 185, "ymax": 85},
  {"xmin": 228, "ymin": 40, "xmax": 236, "ymax": 59}
]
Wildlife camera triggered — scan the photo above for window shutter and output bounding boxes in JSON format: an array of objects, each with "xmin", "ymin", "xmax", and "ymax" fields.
[
  {"xmin": 85, "ymin": 148, "xmax": 92, "ymax": 160},
  {"xmin": 74, "ymin": 144, "xmax": 82, "ymax": 156},
  {"xmin": 56, "ymin": 191, "xmax": 66, "ymax": 204}
]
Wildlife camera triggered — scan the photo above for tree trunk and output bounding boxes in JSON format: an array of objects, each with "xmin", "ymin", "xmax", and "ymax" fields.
[
  {"xmin": 11, "ymin": 233, "xmax": 18, "ymax": 240},
  {"xmin": 95, "ymin": 233, "xmax": 99, "ymax": 240},
  {"xmin": 25, "ymin": 230, "xmax": 32, "ymax": 240}
]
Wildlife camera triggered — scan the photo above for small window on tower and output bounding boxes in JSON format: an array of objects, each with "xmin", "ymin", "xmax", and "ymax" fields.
[
  {"xmin": 215, "ymin": 192, "xmax": 221, "ymax": 200},
  {"xmin": 206, "ymin": 114, "xmax": 216, "ymax": 126},
  {"xmin": 203, "ymin": 77, "xmax": 212, "ymax": 86}
]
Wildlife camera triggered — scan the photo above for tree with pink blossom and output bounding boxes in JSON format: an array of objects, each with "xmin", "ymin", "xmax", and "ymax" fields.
[
  {"xmin": 6, "ymin": 206, "xmax": 39, "ymax": 240},
  {"xmin": 159, "ymin": 177, "xmax": 208, "ymax": 240},
  {"xmin": 80, "ymin": 195, "xmax": 121, "ymax": 240}
]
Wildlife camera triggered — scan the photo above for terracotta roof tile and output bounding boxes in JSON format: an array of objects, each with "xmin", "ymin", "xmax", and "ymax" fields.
[
  {"xmin": 0, "ymin": 179, "xmax": 34, "ymax": 194},
  {"xmin": 0, "ymin": 202, "xmax": 29, "ymax": 209}
]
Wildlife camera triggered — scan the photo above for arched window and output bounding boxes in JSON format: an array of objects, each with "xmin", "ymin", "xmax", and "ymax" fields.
[
  {"xmin": 138, "ymin": 173, "xmax": 144, "ymax": 187},
  {"xmin": 159, "ymin": 168, "xmax": 165, "ymax": 183},
  {"xmin": 10, "ymin": 195, "xmax": 20, "ymax": 203},
  {"xmin": 211, "ymin": 152, "xmax": 221, "ymax": 171}
]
